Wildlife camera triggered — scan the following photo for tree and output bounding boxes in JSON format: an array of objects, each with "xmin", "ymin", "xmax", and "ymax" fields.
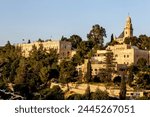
[
  {"xmin": 124, "ymin": 36, "xmax": 138, "ymax": 46},
  {"xmin": 128, "ymin": 64, "xmax": 139, "ymax": 74},
  {"xmin": 61, "ymin": 36, "xmax": 68, "ymax": 41},
  {"xmin": 143, "ymin": 74, "xmax": 150, "ymax": 89},
  {"xmin": 105, "ymin": 33, "xmax": 119, "ymax": 47},
  {"xmin": 91, "ymin": 88, "xmax": 109, "ymax": 100},
  {"xmin": 67, "ymin": 93, "xmax": 83, "ymax": 100},
  {"xmin": 119, "ymin": 68, "xmax": 127, "ymax": 100},
  {"xmin": 127, "ymin": 65, "xmax": 139, "ymax": 86},
  {"xmin": 113, "ymin": 76, "xmax": 121, "ymax": 85},
  {"xmin": 28, "ymin": 44, "xmax": 59, "ymax": 90},
  {"xmin": 105, "ymin": 51, "xmax": 116, "ymax": 69},
  {"xmin": 0, "ymin": 42, "xmax": 21, "ymax": 85},
  {"xmin": 59, "ymin": 60, "xmax": 78, "ymax": 90},
  {"xmin": 69, "ymin": 35, "xmax": 82, "ymax": 49},
  {"xmin": 110, "ymin": 34, "xmax": 114, "ymax": 42},
  {"xmin": 28, "ymin": 39, "xmax": 31, "ymax": 43},
  {"xmin": 138, "ymin": 35, "xmax": 150, "ymax": 50},
  {"xmin": 14, "ymin": 59, "xmax": 28, "ymax": 84},
  {"xmin": 96, "ymin": 69, "xmax": 109, "ymax": 83},
  {"xmin": 39, "ymin": 66, "xmax": 50, "ymax": 83},
  {"xmin": 71, "ymin": 40, "xmax": 92, "ymax": 66},
  {"xmin": 137, "ymin": 58, "xmax": 147, "ymax": 69},
  {"xmin": 84, "ymin": 59, "xmax": 92, "ymax": 83},
  {"xmin": 104, "ymin": 51, "xmax": 116, "ymax": 82},
  {"xmin": 83, "ymin": 84, "xmax": 91, "ymax": 100},
  {"xmin": 40, "ymin": 85, "xmax": 64, "ymax": 100},
  {"xmin": 136, "ymin": 73, "xmax": 150, "ymax": 89},
  {"xmin": 124, "ymin": 35, "xmax": 150, "ymax": 50},
  {"xmin": 87, "ymin": 24, "xmax": 106, "ymax": 49},
  {"xmin": 37, "ymin": 38, "xmax": 44, "ymax": 42}
]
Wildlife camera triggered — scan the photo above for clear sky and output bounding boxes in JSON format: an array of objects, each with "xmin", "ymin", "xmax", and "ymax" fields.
[{"xmin": 0, "ymin": 0, "xmax": 150, "ymax": 46}]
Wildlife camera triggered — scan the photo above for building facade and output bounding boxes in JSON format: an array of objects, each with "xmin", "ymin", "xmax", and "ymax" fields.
[
  {"xmin": 18, "ymin": 40, "xmax": 72, "ymax": 58},
  {"xmin": 106, "ymin": 44, "xmax": 150, "ymax": 67}
]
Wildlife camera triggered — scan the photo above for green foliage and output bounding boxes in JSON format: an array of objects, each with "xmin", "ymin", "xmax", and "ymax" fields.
[
  {"xmin": 40, "ymin": 85, "xmax": 64, "ymax": 100},
  {"xmin": 105, "ymin": 51, "xmax": 116, "ymax": 68},
  {"xmin": 14, "ymin": 84, "xmax": 32, "ymax": 99},
  {"xmin": 106, "ymin": 40, "xmax": 119, "ymax": 47},
  {"xmin": 39, "ymin": 66, "xmax": 50, "ymax": 83},
  {"xmin": 67, "ymin": 93, "xmax": 83, "ymax": 100},
  {"xmin": 138, "ymin": 35, "xmax": 150, "ymax": 50},
  {"xmin": 136, "ymin": 73, "xmax": 150, "ymax": 89},
  {"xmin": 84, "ymin": 60, "xmax": 92, "ymax": 83},
  {"xmin": 69, "ymin": 35, "xmax": 82, "ymax": 49},
  {"xmin": 82, "ymin": 86, "xmax": 110, "ymax": 100},
  {"xmin": 105, "ymin": 34, "xmax": 120, "ymax": 47},
  {"xmin": 91, "ymin": 88, "xmax": 109, "ymax": 100},
  {"xmin": 113, "ymin": 76, "xmax": 121, "ymax": 85},
  {"xmin": 59, "ymin": 60, "xmax": 78, "ymax": 91},
  {"xmin": 124, "ymin": 36, "xmax": 138, "ymax": 46},
  {"xmin": 96, "ymin": 51, "xmax": 116, "ymax": 83},
  {"xmin": 87, "ymin": 24, "xmax": 106, "ymax": 49},
  {"xmin": 83, "ymin": 85, "xmax": 91, "ymax": 100},
  {"xmin": 28, "ymin": 39, "xmax": 31, "ymax": 43},
  {"xmin": 124, "ymin": 35, "xmax": 150, "ymax": 50},
  {"xmin": 128, "ymin": 64, "xmax": 139, "ymax": 74},
  {"xmin": 14, "ymin": 59, "xmax": 28, "ymax": 84},
  {"xmin": 137, "ymin": 58, "xmax": 147, "ymax": 69},
  {"xmin": 0, "ymin": 41, "xmax": 59, "ymax": 99},
  {"xmin": 110, "ymin": 34, "xmax": 114, "ymax": 42},
  {"xmin": 96, "ymin": 69, "xmax": 109, "ymax": 82},
  {"xmin": 72, "ymin": 41, "xmax": 92, "ymax": 65},
  {"xmin": 37, "ymin": 38, "xmax": 44, "ymax": 42},
  {"xmin": 127, "ymin": 65, "xmax": 139, "ymax": 86},
  {"xmin": 119, "ymin": 73, "xmax": 126, "ymax": 100},
  {"xmin": 0, "ymin": 42, "xmax": 21, "ymax": 85},
  {"xmin": 0, "ymin": 27, "xmax": 150, "ymax": 100},
  {"xmin": 61, "ymin": 36, "xmax": 68, "ymax": 41}
]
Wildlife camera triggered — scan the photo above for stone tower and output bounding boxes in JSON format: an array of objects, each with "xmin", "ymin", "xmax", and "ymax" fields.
[{"xmin": 124, "ymin": 16, "xmax": 133, "ymax": 38}]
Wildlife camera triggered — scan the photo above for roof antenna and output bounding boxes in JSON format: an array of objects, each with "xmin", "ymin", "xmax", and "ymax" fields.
[{"xmin": 128, "ymin": 12, "xmax": 130, "ymax": 16}]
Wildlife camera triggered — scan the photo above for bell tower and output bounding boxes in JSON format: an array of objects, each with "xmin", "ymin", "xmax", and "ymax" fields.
[{"xmin": 124, "ymin": 16, "xmax": 133, "ymax": 38}]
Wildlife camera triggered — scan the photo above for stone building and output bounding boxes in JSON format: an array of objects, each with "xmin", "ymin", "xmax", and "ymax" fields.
[
  {"xmin": 115, "ymin": 16, "xmax": 133, "ymax": 43},
  {"xmin": 18, "ymin": 40, "xmax": 72, "ymax": 59},
  {"xmin": 106, "ymin": 44, "xmax": 150, "ymax": 67},
  {"xmin": 78, "ymin": 16, "xmax": 150, "ymax": 76},
  {"xmin": 80, "ymin": 43, "xmax": 150, "ymax": 76}
]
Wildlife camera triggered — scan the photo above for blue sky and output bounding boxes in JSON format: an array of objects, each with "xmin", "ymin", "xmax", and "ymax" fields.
[{"xmin": 0, "ymin": 0, "xmax": 150, "ymax": 46}]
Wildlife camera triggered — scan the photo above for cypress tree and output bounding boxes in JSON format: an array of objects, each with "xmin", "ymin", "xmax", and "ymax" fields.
[
  {"xmin": 85, "ymin": 59, "xmax": 92, "ymax": 83},
  {"xmin": 119, "ymin": 68, "xmax": 127, "ymax": 100}
]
